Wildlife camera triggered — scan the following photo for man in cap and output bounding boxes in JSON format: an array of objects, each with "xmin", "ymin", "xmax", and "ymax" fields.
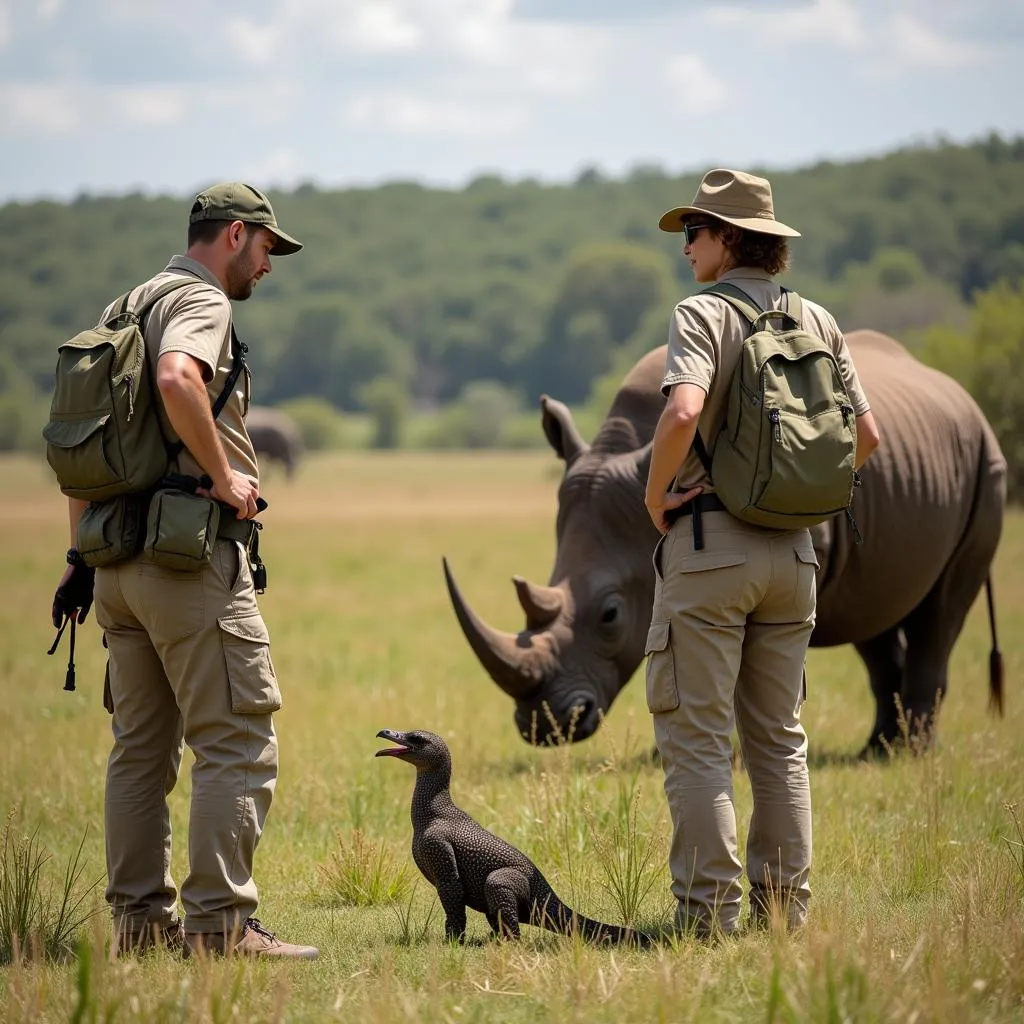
[
  {"xmin": 643, "ymin": 169, "xmax": 880, "ymax": 937},
  {"xmin": 50, "ymin": 183, "xmax": 318, "ymax": 958}
]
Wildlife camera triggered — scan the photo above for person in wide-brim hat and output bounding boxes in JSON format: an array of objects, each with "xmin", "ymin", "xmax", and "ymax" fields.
[
  {"xmin": 643, "ymin": 165, "xmax": 880, "ymax": 942},
  {"xmin": 658, "ymin": 167, "xmax": 801, "ymax": 237}
]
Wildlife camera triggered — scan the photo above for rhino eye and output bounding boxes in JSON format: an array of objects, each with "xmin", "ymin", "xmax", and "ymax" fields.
[{"xmin": 598, "ymin": 596, "xmax": 624, "ymax": 634}]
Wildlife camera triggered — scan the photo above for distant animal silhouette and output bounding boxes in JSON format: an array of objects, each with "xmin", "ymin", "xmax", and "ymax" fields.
[{"xmin": 245, "ymin": 406, "xmax": 303, "ymax": 479}]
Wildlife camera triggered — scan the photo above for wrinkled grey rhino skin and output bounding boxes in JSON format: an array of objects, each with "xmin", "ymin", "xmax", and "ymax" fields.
[
  {"xmin": 445, "ymin": 332, "xmax": 1007, "ymax": 755},
  {"xmin": 246, "ymin": 406, "xmax": 303, "ymax": 479}
]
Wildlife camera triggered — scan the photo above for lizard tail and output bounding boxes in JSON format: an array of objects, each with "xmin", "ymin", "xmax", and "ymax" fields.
[{"xmin": 533, "ymin": 895, "xmax": 652, "ymax": 948}]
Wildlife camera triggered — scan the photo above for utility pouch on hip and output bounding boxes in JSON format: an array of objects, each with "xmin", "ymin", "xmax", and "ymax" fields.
[
  {"xmin": 143, "ymin": 488, "xmax": 220, "ymax": 571},
  {"xmin": 76, "ymin": 494, "xmax": 147, "ymax": 568}
]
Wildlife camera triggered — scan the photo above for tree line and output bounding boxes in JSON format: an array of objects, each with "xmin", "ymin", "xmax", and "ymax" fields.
[{"xmin": 2, "ymin": 134, "xmax": 1024, "ymax": 494}]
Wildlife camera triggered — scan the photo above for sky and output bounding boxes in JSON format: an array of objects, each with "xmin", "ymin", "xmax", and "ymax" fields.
[{"xmin": 0, "ymin": 0, "xmax": 1020, "ymax": 204}]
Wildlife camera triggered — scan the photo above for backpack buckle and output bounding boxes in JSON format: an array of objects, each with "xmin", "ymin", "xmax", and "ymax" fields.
[{"xmin": 106, "ymin": 311, "xmax": 140, "ymax": 329}]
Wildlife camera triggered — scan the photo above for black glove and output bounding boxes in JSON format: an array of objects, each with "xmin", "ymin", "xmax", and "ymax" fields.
[{"xmin": 52, "ymin": 550, "xmax": 95, "ymax": 628}]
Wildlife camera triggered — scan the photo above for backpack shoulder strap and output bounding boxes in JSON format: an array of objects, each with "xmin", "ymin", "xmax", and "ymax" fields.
[
  {"xmin": 780, "ymin": 288, "xmax": 803, "ymax": 327},
  {"xmin": 103, "ymin": 276, "xmax": 198, "ymax": 330},
  {"xmin": 700, "ymin": 282, "xmax": 763, "ymax": 324},
  {"xmin": 688, "ymin": 284, "xmax": 762, "ymax": 485},
  {"xmin": 132, "ymin": 276, "xmax": 202, "ymax": 321}
]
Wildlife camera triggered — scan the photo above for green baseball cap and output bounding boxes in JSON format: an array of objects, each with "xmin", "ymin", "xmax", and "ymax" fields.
[{"xmin": 189, "ymin": 182, "xmax": 303, "ymax": 255}]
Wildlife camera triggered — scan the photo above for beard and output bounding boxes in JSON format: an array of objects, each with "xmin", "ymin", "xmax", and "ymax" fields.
[{"xmin": 225, "ymin": 237, "xmax": 260, "ymax": 301}]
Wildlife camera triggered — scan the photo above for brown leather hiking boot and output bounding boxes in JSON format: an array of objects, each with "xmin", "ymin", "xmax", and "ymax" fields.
[
  {"xmin": 114, "ymin": 920, "xmax": 185, "ymax": 956},
  {"xmin": 185, "ymin": 918, "xmax": 319, "ymax": 959}
]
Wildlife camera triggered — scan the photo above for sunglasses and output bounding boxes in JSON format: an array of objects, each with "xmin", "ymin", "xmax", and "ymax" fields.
[{"xmin": 683, "ymin": 222, "xmax": 713, "ymax": 246}]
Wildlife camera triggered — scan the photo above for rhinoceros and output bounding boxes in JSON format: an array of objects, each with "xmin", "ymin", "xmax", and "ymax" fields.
[
  {"xmin": 245, "ymin": 406, "xmax": 303, "ymax": 479},
  {"xmin": 445, "ymin": 331, "xmax": 1007, "ymax": 755}
]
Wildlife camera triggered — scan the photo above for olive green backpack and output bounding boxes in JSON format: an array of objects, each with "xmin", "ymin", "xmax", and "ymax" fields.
[
  {"xmin": 694, "ymin": 284, "xmax": 857, "ymax": 530},
  {"xmin": 43, "ymin": 279, "xmax": 197, "ymax": 502}
]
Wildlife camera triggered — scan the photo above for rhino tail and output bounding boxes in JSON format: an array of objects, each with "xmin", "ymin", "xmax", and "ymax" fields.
[{"xmin": 985, "ymin": 575, "xmax": 1004, "ymax": 717}]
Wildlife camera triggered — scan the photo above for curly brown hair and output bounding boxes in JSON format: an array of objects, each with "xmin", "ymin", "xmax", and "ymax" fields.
[{"xmin": 709, "ymin": 221, "xmax": 791, "ymax": 276}]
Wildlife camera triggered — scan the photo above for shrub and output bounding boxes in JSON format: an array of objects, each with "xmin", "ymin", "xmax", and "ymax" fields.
[
  {"xmin": 916, "ymin": 279, "xmax": 1024, "ymax": 501},
  {"xmin": 277, "ymin": 396, "xmax": 369, "ymax": 451},
  {"xmin": 316, "ymin": 830, "xmax": 412, "ymax": 906},
  {"xmin": 0, "ymin": 809, "xmax": 103, "ymax": 964},
  {"xmin": 417, "ymin": 381, "xmax": 523, "ymax": 449},
  {"xmin": 357, "ymin": 376, "xmax": 408, "ymax": 450}
]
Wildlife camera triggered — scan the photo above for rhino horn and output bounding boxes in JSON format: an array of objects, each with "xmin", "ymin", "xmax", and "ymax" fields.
[
  {"xmin": 443, "ymin": 558, "xmax": 553, "ymax": 700},
  {"xmin": 512, "ymin": 576, "xmax": 563, "ymax": 630}
]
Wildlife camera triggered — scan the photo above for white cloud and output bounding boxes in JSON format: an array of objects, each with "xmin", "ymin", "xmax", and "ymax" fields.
[
  {"xmin": 499, "ymin": 22, "xmax": 603, "ymax": 97},
  {"xmin": 349, "ymin": 2, "xmax": 421, "ymax": 52},
  {"xmin": 0, "ymin": 0, "xmax": 62, "ymax": 45},
  {"xmin": 432, "ymin": 0, "xmax": 514, "ymax": 62},
  {"xmin": 703, "ymin": 0, "xmax": 994, "ymax": 74},
  {"xmin": 0, "ymin": 82, "xmax": 194, "ymax": 137},
  {"xmin": 1, "ymin": 0, "xmax": 1021, "ymax": 200},
  {"xmin": 225, "ymin": 18, "xmax": 279, "ymax": 66},
  {"xmin": 886, "ymin": 12, "xmax": 987, "ymax": 69},
  {"xmin": 665, "ymin": 54, "xmax": 728, "ymax": 114},
  {"xmin": 0, "ymin": 83, "xmax": 78, "ymax": 135},
  {"xmin": 243, "ymin": 146, "xmax": 306, "ymax": 188},
  {"xmin": 707, "ymin": 0, "xmax": 866, "ymax": 51},
  {"xmin": 215, "ymin": 0, "xmax": 596, "ymax": 93},
  {"xmin": 344, "ymin": 91, "xmax": 527, "ymax": 137},
  {"xmin": 114, "ymin": 85, "xmax": 187, "ymax": 127}
]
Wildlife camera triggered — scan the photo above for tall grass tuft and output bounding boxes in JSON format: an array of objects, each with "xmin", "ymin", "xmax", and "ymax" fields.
[
  {"xmin": 588, "ymin": 768, "xmax": 666, "ymax": 928},
  {"xmin": 389, "ymin": 880, "xmax": 440, "ymax": 945},
  {"xmin": 0, "ymin": 808, "xmax": 103, "ymax": 964},
  {"xmin": 1002, "ymin": 801, "xmax": 1024, "ymax": 901},
  {"xmin": 881, "ymin": 697, "xmax": 948, "ymax": 904},
  {"xmin": 316, "ymin": 829, "xmax": 412, "ymax": 906}
]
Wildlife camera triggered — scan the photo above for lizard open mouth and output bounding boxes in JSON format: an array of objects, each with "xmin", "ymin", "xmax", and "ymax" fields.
[{"xmin": 375, "ymin": 729, "xmax": 411, "ymax": 757}]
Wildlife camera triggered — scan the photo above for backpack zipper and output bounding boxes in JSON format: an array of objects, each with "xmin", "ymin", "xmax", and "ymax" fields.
[
  {"xmin": 769, "ymin": 407, "xmax": 782, "ymax": 442},
  {"xmin": 125, "ymin": 374, "xmax": 135, "ymax": 421}
]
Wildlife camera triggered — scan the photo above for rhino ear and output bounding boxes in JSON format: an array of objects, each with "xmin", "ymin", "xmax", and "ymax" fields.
[{"xmin": 540, "ymin": 395, "xmax": 589, "ymax": 465}]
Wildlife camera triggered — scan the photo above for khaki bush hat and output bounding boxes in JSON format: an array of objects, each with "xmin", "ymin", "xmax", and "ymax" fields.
[
  {"xmin": 189, "ymin": 182, "xmax": 303, "ymax": 255},
  {"xmin": 659, "ymin": 168, "xmax": 800, "ymax": 238}
]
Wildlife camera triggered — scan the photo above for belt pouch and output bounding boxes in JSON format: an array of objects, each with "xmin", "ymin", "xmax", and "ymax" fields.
[
  {"xmin": 144, "ymin": 488, "xmax": 220, "ymax": 571},
  {"xmin": 77, "ymin": 494, "xmax": 147, "ymax": 568}
]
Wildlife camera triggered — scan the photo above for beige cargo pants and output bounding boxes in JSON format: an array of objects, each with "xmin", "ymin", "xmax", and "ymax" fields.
[
  {"xmin": 93, "ymin": 537, "xmax": 281, "ymax": 939},
  {"xmin": 646, "ymin": 510, "xmax": 816, "ymax": 935}
]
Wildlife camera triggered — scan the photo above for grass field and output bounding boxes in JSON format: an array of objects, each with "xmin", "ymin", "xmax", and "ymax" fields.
[{"xmin": 1, "ymin": 451, "xmax": 1022, "ymax": 1023}]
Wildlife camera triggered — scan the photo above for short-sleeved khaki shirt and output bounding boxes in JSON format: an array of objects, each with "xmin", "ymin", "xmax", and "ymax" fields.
[
  {"xmin": 101, "ymin": 256, "xmax": 259, "ymax": 485},
  {"xmin": 662, "ymin": 267, "xmax": 871, "ymax": 492}
]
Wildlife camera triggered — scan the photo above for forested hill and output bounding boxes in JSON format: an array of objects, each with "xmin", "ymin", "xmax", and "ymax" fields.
[{"xmin": 2, "ymin": 134, "xmax": 1023, "ymax": 417}]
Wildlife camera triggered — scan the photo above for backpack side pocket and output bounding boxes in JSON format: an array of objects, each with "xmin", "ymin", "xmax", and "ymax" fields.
[{"xmin": 77, "ymin": 494, "xmax": 148, "ymax": 568}]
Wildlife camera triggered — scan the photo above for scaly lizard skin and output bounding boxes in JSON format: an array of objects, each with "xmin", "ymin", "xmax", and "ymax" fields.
[{"xmin": 376, "ymin": 728, "xmax": 651, "ymax": 946}]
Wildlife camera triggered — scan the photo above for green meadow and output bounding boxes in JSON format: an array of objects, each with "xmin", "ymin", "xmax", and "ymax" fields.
[{"xmin": 1, "ymin": 451, "xmax": 1022, "ymax": 1023}]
